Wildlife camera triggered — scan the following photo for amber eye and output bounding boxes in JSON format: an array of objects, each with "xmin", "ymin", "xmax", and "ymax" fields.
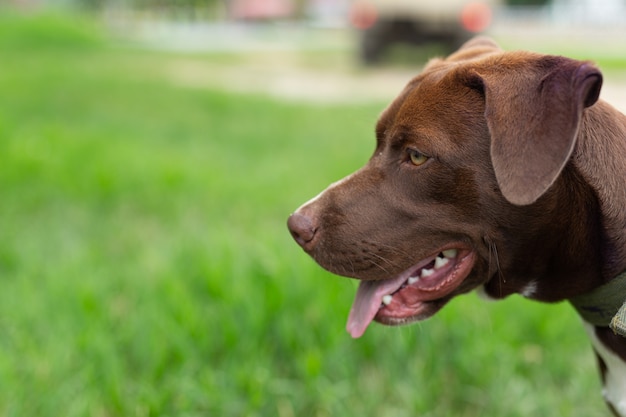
[{"xmin": 408, "ymin": 149, "xmax": 429, "ymax": 166}]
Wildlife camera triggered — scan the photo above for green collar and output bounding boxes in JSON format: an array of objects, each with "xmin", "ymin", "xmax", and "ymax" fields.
[{"xmin": 569, "ymin": 271, "xmax": 626, "ymax": 337}]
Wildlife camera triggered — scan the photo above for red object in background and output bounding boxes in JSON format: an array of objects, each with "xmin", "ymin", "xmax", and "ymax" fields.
[
  {"xmin": 349, "ymin": 0, "xmax": 378, "ymax": 30},
  {"xmin": 231, "ymin": 0, "xmax": 295, "ymax": 20},
  {"xmin": 460, "ymin": 2, "xmax": 492, "ymax": 33}
]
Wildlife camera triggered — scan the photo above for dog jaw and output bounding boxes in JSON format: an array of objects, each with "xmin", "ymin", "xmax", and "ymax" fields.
[{"xmin": 346, "ymin": 247, "xmax": 476, "ymax": 338}]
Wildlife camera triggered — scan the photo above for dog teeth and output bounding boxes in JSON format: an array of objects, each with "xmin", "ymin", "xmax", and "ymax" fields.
[
  {"xmin": 402, "ymin": 250, "xmax": 459, "ymax": 291},
  {"xmin": 421, "ymin": 268, "xmax": 434, "ymax": 278},
  {"xmin": 434, "ymin": 256, "xmax": 449, "ymax": 269},
  {"xmin": 382, "ymin": 295, "xmax": 393, "ymax": 305}
]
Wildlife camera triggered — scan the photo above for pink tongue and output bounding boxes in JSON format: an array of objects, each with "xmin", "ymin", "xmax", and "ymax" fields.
[{"xmin": 346, "ymin": 274, "xmax": 408, "ymax": 338}]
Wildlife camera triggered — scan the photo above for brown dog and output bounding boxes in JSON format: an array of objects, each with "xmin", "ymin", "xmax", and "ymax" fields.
[{"xmin": 287, "ymin": 37, "xmax": 626, "ymax": 415}]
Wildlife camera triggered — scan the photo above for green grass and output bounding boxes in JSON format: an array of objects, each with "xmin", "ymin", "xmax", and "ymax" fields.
[{"xmin": 0, "ymin": 13, "xmax": 610, "ymax": 417}]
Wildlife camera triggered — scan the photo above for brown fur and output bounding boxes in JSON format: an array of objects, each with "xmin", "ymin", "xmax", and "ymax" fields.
[{"xmin": 287, "ymin": 37, "xmax": 626, "ymax": 414}]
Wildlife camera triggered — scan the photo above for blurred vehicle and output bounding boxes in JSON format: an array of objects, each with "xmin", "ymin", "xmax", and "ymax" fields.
[
  {"xmin": 350, "ymin": 0, "xmax": 498, "ymax": 64},
  {"xmin": 306, "ymin": 0, "xmax": 351, "ymax": 28},
  {"xmin": 229, "ymin": 0, "xmax": 295, "ymax": 20}
]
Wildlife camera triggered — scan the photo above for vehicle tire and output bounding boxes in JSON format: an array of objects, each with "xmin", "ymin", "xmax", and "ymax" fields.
[{"xmin": 359, "ymin": 24, "xmax": 389, "ymax": 65}]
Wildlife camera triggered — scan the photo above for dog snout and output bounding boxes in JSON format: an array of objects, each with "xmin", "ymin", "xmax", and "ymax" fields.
[{"xmin": 287, "ymin": 212, "xmax": 318, "ymax": 250}]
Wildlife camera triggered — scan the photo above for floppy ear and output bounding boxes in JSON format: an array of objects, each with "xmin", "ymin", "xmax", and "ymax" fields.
[
  {"xmin": 448, "ymin": 36, "xmax": 501, "ymax": 61},
  {"xmin": 458, "ymin": 36, "xmax": 500, "ymax": 52},
  {"xmin": 476, "ymin": 56, "xmax": 602, "ymax": 205}
]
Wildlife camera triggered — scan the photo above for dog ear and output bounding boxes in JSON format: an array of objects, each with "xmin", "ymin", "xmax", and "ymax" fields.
[
  {"xmin": 477, "ymin": 56, "xmax": 602, "ymax": 205},
  {"xmin": 449, "ymin": 36, "xmax": 500, "ymax": 61},
  {"xmin": 459, "ymin": 36, "xmax": 500, "ymax": 52}
]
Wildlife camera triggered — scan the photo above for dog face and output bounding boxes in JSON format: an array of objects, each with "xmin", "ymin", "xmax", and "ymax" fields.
[{"xmin": 287, "ymin": 37, "xmax": 603, "ymax": 338}]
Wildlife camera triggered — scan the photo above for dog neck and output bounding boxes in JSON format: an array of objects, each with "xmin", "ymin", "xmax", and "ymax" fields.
[{"xmin": 574, "ymin": 101, "xmax": 626, "ymax": 281}]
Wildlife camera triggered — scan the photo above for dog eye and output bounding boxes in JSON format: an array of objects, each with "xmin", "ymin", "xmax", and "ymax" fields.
[{"xmin": 408, "ymin": 149, "xmax": 429, "ymax": 166}]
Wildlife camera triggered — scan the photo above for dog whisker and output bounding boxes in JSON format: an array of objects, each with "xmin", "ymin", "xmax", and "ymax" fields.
[
  {"xmin": 486, "ymin": 237, "xmax": 505, "ymax": 297},
  {"xmin": 367, "ymin": 257, "xmax": 393, "ymax": 276},
  {"xmin": 346, "ymin": 257, "xmax": 356, "ymax": 277},
  {"xmin": 371, "ymin": 241, "xmax": 413, "ymax": 261},
  {"xmin": 369, "ymin": 251, "xmax": 401, "ymax": 269}
]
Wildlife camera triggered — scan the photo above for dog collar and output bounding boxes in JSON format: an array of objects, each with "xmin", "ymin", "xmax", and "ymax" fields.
[{"xmin": 569, "ymin": 271, "xmax": 626, "ymax": 336}]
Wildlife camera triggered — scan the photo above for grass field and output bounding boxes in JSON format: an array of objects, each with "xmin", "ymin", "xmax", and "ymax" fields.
[{"xmin": 0, "ymin": 13, "xmax": 612, "ymax": 417}]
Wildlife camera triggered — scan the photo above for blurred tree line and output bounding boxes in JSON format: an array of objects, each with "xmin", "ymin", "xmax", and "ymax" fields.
[
  {"xmin": 60, "ymin": 0, "xmax": 311, "ymax": 18},
  {"xmin": 71, "ymin": 0, "xmax": 226, "ymax": 17},
  {"xmin": 65, "ymin": 0, "xmax": 551, "ymax": 17},
  {"xmin": 505, "ymin": 0, "xmax": 550, "ymax": 5},
  {"xmin": 70, "ymin": 0, "xmax": 221, "ymax": 10},
  {"xmin": 20, "ymin": 0, "xmax": 551, "ymax": 20}
]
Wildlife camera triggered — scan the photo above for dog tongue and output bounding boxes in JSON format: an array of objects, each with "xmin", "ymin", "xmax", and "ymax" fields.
[{"xmin": 346, "ymin": 274, "xmax": 408, "ymax": 338}]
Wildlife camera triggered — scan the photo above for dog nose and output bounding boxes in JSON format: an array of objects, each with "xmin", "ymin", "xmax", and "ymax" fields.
[{"xmin": 287, "ymin": 212, "xmax": 317, "ymax": 249}]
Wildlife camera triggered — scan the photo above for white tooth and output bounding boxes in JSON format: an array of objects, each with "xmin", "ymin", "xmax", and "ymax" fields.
[
  {"xmin": 382, "ymin": 295, "xmax": 393, "ymax": 305},
  {"xmin": 408, "ymin": 276, "xmax": 419, "ymax": 285},
  {"xmin": 434, "ymin": 256, "xmax": 449, "ymax": 269},
  {"xmin": 421, "ymin": 268, "xmax": 434, "ymax": 278},
  {"xmin": 442, "ymin": 249, "xmax": 458, "ymax": 259}
]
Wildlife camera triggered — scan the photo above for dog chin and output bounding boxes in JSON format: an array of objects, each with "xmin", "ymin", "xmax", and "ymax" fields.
[{"xmin": 374, "ymin": 299, "xmax": 447, "ymax": 326}]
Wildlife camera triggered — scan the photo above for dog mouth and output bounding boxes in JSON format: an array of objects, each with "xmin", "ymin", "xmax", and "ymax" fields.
[{"xmin": 346, "ymin": 247, "xmax": 476, "ymax": 338}]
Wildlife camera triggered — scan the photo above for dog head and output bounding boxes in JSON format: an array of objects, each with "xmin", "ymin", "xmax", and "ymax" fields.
[{"xmin": 287, "ymin": 37, "xmax": 603, "ymax": 338}]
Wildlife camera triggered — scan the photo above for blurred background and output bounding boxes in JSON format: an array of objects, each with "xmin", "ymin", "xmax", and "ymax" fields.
[{"xmin": 0, "ymin": 1, "xmax": 625, "ymax": 416}]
